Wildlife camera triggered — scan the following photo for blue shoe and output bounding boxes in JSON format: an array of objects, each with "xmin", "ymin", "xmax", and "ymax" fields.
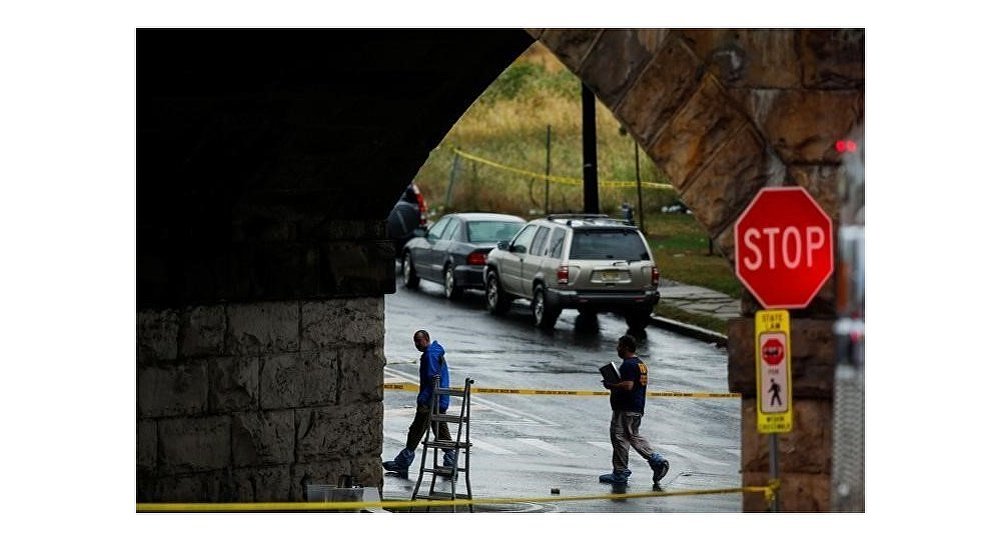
[
  {"xmin": 649, "ymin": 453, "xmax": 670, "ymax": 483},
  {"xmin": 599, "ymin": 470, "xmax": 631, "ymax": 484},
  {"xmin": 382, "ymin": 448, "xmax": 415, "ymax": 473}
]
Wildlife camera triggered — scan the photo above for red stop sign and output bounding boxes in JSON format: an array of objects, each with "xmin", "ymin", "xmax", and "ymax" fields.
[{"xmin": 734, "ymin": 187, "xmax": 834, "ymax": 309}]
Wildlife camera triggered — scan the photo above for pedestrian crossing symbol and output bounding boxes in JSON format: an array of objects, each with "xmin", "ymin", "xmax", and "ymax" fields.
[{"xmin": 755, "ymin": 309, "xmax": 793, "ymax": 433}]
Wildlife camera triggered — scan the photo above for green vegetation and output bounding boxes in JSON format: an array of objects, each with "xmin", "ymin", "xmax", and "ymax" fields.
[
  {"xmin": 643, "ymin": 213, "xmax": 742, "ymax": 299},
  {"xmin": 411, "ymin": 43, "xmax": 742, "ymax": 311},
  {"xmin": 413, "ymin": 43, "xmax": 678, "ymax": 218}
]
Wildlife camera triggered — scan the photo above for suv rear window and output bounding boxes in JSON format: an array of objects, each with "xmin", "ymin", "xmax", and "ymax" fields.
[{"xmin": 569, "ymin": 229, "xmax": 650, "ymax": 261}]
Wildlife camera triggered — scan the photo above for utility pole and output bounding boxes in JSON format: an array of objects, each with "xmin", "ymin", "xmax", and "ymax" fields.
[
  {"xmin": 545, "ymin": 125, "xmax": 551, "ymax": 215},
  {"xmin": 581, "ymin": 83, "xmax": 598, "ymax": 214},
  {"xmin": 634, "ymin": 141, "xmax": 644, "ymax": 232}
]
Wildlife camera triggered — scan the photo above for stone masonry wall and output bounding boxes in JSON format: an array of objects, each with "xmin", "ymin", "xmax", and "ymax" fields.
[
  {"xmin": 136, "ymin": 296, "xmax": 385, "ymax": 502},
  {"xmin": 533, "ymin": 28, "xmax": 863, "ymax": 511}
]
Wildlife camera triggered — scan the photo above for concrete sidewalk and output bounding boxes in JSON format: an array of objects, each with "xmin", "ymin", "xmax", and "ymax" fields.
[{"xmin": 648, "ymin": 280, "xmax": 739, "ymax": 348}]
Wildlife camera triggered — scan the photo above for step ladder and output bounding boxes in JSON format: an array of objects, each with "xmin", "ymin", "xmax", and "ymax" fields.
[{"xmin": 411, "ymin": 376, "xmax": 474, "ymax": 511}]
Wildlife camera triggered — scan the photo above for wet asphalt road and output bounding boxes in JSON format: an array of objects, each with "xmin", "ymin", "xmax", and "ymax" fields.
[{"xmin": 380, "ymin": 273, "xmax": 741, "ymax": 512}]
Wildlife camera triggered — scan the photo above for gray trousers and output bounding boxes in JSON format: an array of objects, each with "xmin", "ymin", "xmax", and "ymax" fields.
[{"xmin": 610, "ymin": 410, "xmax": 654, "ymax": 473}]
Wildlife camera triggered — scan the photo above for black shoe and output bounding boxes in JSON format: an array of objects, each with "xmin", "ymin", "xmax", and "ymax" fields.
[
  {"xmin": 599, "ymin": 471, "xmax": 630, "ymax": 484},
  {"xmin": 652, "ymin": 459, "xmax": 670, "ymax": 483}
]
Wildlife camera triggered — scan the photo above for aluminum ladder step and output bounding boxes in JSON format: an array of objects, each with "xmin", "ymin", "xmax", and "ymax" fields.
[
  {"xmin": 422, "ymin": 466, "xmax": 467, "ymax": 475},
  {"xmin": 423, "ymin": 440, "xmax": 471, "ymax": 450},
  {"xmin": 430, "ymin": 413, "xmax": 465, "ymax": 423}
]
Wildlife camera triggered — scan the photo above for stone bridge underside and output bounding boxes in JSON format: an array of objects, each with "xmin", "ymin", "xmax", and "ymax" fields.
[{"xmin": 137, "ymin": 29, "xmax": 862, "ymax": 511}]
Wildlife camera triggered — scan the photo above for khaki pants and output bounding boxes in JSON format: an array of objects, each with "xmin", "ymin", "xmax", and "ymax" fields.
[{"xmin": 610, "ymin": 410, "xmax": 654, "ymax": 473}]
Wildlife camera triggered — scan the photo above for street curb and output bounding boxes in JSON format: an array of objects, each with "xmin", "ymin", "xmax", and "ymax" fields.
[{"xmin": 649, "ymin": 315, "xmax": 728, "ymax": 348}]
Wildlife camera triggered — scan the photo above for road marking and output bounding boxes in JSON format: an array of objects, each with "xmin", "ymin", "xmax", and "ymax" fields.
[
  {"xmin": 663, "ymin": 444, "xmax": 731, "ymax": 468},
  {"xmin": 518, "ymin": 438, "xmax": 573, "ymax": 457},
  {"xmin": 476, "ymin": 419, "xmax": 541, "ymax": 427},
  {"xmin": 382, "ymin": 366, "xmax": 557, "ymax": 427},
  {"xmin": 383, "ymin": 434, "xmax": 407, "ymax": 447},
  {"xmin": 384, "ymin": 432, "xmax": 517, "ymax": 455},
  {"xmin": 469, "ymin": 438, "xmax": 516, "ymax": 455},
  {"xmin": 588, "ymin": 441, "xmax": 613, "ymax": 451}
]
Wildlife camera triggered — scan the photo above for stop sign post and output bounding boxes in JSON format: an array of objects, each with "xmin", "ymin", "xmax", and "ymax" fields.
[{"xmin": 734, "ymin": 187, "xmax": 834, "ymax": 309}]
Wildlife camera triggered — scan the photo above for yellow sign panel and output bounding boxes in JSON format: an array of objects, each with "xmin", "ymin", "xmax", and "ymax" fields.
[{"xmin": 755, "ymin": 309, "xmax": 793, "ymax": 433}]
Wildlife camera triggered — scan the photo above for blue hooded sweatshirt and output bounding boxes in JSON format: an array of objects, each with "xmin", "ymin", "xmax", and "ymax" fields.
[{"xmin": 417, "ymin": 340, "xmax": 449, "ymax": 411}]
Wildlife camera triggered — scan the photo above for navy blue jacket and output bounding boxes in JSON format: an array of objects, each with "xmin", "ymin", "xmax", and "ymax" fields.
[{"xmin": 610, "ymin": 356, "xmax": 648, "ymax": 414}]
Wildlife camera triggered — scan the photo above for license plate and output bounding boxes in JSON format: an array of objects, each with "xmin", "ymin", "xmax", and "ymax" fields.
[{"xmin": 600, "ymin": 271, "xmax": 620, "ymax": 281}]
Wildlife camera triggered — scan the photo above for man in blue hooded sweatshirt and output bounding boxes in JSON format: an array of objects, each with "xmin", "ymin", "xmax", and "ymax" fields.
[{"xmin": 383, "ymin": 329, "xmax": 455, "ymax": 474}]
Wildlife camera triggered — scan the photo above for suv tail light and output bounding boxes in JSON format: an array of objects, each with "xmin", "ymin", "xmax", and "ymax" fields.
[
  {"xmin": 467, "ymin": 251, "xmax": 487, "ymax": 266},
  {"xmin": 557, "ymin": 265, "xmax": 569, "ymax": 285},
  {"xmin": 651, "ymin": 265, "xmax": 660, "ymax": 285}
]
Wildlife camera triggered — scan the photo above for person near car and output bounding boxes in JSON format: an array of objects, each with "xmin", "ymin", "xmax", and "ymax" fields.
[
  {"xmin": 599, "ymin": 334, "xmax": 670, "ymax": 485},
  {"xmin": 382, "ymin": 329, "xmax": 456, "ymax": 474}
]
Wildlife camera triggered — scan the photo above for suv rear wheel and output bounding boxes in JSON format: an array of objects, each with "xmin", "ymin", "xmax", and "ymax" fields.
[
  {"xmin": 532, "ymin": 285, "xmax": 561, "ymax": 329},
  {"xmin": 574, "ymin": 309, "xmax": 599, "ymax": 334},
  {"xmin": 486, "ymin": 270, "xmax": 511, "ymax": 315},
  {"xmin": 402, "ymin": 252, "xmax": 420, "ymax": 289},
  {"xmin": 625, "ymin": 309, "xmax": 650, "ymax": 338}
]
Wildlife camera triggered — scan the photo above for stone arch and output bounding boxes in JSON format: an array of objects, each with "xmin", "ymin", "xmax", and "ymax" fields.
[
  {"xmin": 534, "ymin": 29, "xmax": 863, "ymax": 511},
  {"xmin": 533, "ymin": 28, "xmax": 864, "ymax": 312},
  {"xmin": 137, "ymin": 29, "xmax": 862, "ymax": 510}
]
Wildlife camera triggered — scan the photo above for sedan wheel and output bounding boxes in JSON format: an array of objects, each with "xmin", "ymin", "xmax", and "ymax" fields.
[
  {"xmin": 444, "ymin": 265, "xmax": 462, "ymax": 300},
  {"xmin": 403, "ymin": 252, "xmax": 420, "ymax": 289}
]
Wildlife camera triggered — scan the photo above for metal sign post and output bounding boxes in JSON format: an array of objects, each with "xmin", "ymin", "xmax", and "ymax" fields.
[
  {"xmin": 769, "ymin": 433, "xmax": 780, "ymax": 512},
  {"xmin": 755, "ymin": 309, "xmax": 792, "ymax": 512}
]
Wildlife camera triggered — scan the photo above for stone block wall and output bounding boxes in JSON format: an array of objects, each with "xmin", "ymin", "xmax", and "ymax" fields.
[
  {"xmin": 533, "ymin": 28, "xmax": 862, "ymax": 511},
  {"xmin": 136, "ymin": 297, "xmax": 386, "ymax": 502}
]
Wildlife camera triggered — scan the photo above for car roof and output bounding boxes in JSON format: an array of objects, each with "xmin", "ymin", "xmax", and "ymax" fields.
[
  {"xmin": 534, "ymin": 214, "xmax": 635, "ymax": 229},
  {"xmin": 444, "ymin": 212, "xmax": 526, "ymax": 222}
]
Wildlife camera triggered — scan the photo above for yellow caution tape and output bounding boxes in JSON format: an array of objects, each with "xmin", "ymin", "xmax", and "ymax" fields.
[
  {"xmin": 383, "ymin": 382, "xmax": 739, "ymax": 399},
  {"xmin": 137, "ymin": 485, "xmax": 769, "ymax": 512},
  {"xmin": 765, "ymin": 478, "xmax": 781, "ymax": 506},
  {"xmin": 648, "ymin": 391, "xmax": 741, "ymax": 398},
  {"xmin": 451, "ymin": 148, "xmax": 675, "ymax": 192}
]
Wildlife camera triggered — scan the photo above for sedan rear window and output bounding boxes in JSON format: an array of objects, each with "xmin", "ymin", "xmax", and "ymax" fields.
[
  {"xmin": 467, "ymin": 221, "xmax": 525, "ymax": 243},
  {"xmin": 570, "ymin": 229, "xmax": 650, "ymax": 261}
]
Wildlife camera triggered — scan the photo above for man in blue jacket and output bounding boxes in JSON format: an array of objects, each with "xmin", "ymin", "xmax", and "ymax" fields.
[
  {"xmin": 383, "ymin": 329, "xmax": 455, "ymax": 474},
  {"xmin": 599, "ymin": 334, "xmax": 670, "ymax": 485}
]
